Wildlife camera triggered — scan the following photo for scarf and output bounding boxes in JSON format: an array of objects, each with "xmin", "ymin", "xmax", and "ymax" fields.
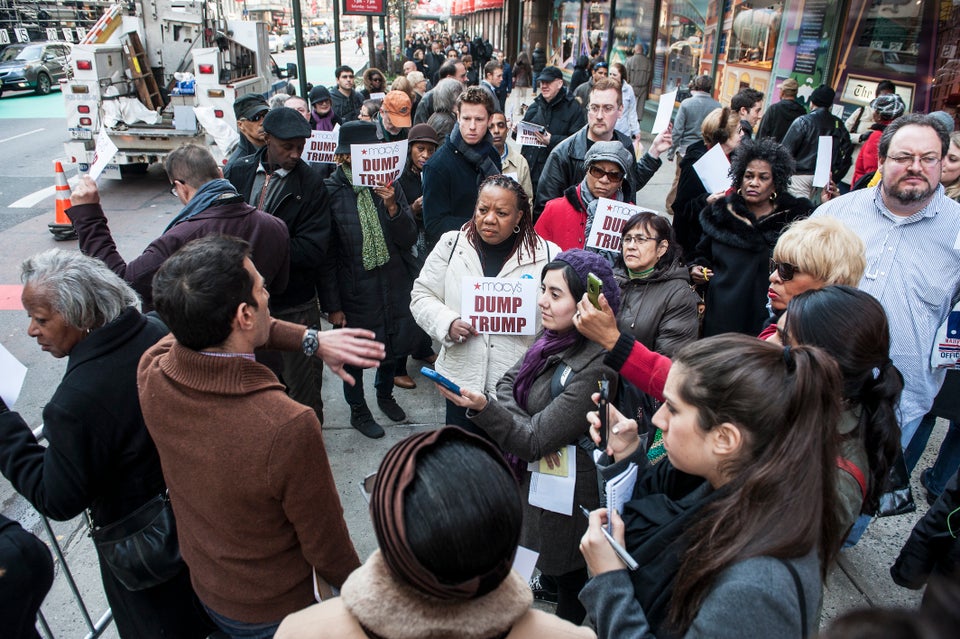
[
  {"xmin": 342, "ymin": 166, "xmax": 390, "ymax": 271},
  {"xmin": 449, "ymin": 126, "xmax": 501, "ymax": 185},
  {"xmin": 164, "ymin": 178, "xmax": 243, "ymax": 231},
  {"xmin": 311, "ymin": 110, "xmax": 337, "ymax": 132},
  {"xmin": 512, "ymin": 329, "xmax": 579, "ymax": 411}
]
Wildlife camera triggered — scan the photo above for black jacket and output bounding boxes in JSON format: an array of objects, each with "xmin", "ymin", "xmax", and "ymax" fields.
[
  {"xmin": 319, "ymin": 167, "xmax": 419, "ymax": 358},
  {"xmin": 225, "ymin": 147, "xmax": 331, "ymax": 309},
  {"xmin": 756, "ymin": 98, "xmax": 808, "ymax": 141},
  {"xmin": 671, "ymin": 140, "xmax": 710, "ymax": 263},
  {"xmin": 782, "ymin": 107, "xmax": 854, "ymax": 179},
  {"xmin": 695, "ymin": 192, "xmax": 812, "ymax": 337},
  {"xmin": 328, "ymin": 86, "xmax": 364, "ymax": 123},
  {"xmin": 891, "ymin": 469, "xmax": 960, "ymax": 589},
  {"xmin": 520, "ymin": 87, "xmax": 586, "ymax": 192}
]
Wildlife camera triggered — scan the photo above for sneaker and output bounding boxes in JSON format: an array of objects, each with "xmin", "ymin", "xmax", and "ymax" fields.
[
  {"xmin": 529, "ymin": 573, "xmax": 558, "ymax": 605},
  {"xmin": 377, "ymin": 395, "xmax": 407, "ymax": 422},
  {"xmin": 350, "ymin": 404, "xmax": 385, "ymax": 439},
  {"xmin": 920, "ymin": 468, "xmax": 940, "ymax": 506}
]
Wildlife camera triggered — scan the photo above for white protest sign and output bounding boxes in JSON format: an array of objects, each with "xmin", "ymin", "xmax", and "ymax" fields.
[
  {"xmin": 89, "ymin": 128, "xmax": 119, "ymax": 181},
  {"xmin": 516, "ymin": 121, "xmax": 545, "ymax": 147},
  {"xmin": 587, "ymin": 199, "xmax": 660, "ymax": 253},
  {"xmin": 301, "ymin": 127, "xmax": 339, "ymax": 165},
  {"xmin": 652, "ymin": 89, "xmax": 678, "ymax": 134},
  {"xmin": 0, "ymin": 343, "xmax": 27, "ymax": 409},
  {"xmin": 813, "ymin": 135, "xmax": 833, "ymax": 188},
  {"xmin": 350, "ymin": 139, "xmax": 408, "ymax": 187},
  {"xmin": 369, "ymin": 92, "xmax": 386, "ymax": 102},
  {"xmin": 460, "ymin": 276, "xmax": 538, "ymax": 335},
  {"xmin": 693, "ymin": 143, "xmax": 732, "ymax": 194}
]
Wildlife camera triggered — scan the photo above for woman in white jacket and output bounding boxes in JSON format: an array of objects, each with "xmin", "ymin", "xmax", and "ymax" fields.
[{"xmin": 410, "ymin": 175, "xmax": 559, "ymax": 433}]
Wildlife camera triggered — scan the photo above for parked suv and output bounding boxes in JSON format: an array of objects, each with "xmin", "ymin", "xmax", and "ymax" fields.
[{"xmin": 0, "ymin": 42, "xmax": 71, "ymax": 96}]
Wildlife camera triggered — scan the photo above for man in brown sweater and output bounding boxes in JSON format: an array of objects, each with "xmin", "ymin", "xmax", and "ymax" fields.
[{"xmin": 139, "ymin": 235, "xmax": 384, "ymax": 636}]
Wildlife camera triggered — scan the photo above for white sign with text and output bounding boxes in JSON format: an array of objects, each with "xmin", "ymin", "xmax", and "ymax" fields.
[
  {"xmin": 301, "ymin": 127, "xmax": 339, "ymax": 165},
  {"xmin": 587, "ymin": 199, "xmax": 661, "ymax": 253},
  {"xmin": 349, "ymin": 140, "xmax": 407, "ymax": 187},
  {"xmin": 460, "ymin": 276, "xmax": 538, "ymax": 335}
]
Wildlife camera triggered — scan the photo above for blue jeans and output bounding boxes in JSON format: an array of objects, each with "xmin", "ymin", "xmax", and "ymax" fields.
[
  {"xmin": 202, "ymin": 604, "xmax": 280, "ymax": 639},
  {"xmin": 924, "ymin": 419, "xmax": 960, "ymax": 496}
]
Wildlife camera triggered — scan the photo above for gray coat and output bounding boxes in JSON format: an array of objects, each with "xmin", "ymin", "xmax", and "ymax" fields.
[
  {"xmin": 668, "ymin": 91, "xmax": 722, "ymax": 159},
  {"xmin": 579, "ymin": 550, "xmax": 821, "ymax": 638},
  {"xmin": 469, "ymin": 340, "xmax": 617, "ymax": 576}
]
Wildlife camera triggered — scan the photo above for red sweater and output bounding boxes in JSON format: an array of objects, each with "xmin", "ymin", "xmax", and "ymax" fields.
[
  {"xmin": 138, "ymin": 321, "xmax": 360, "ymax": 623},
  {"xmin": 534, "ymin": 186, "xmax": 589, "ymax": 251}
]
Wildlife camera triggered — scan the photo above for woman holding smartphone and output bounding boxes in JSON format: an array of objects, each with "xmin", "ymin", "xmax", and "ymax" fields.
[
  {"xmin": 439, "ymin": 249, "xmax": 620, "ymax": 625},
  {"xmin": 579, "ymin": 335, "xmax": 845, "ymax": 638}
]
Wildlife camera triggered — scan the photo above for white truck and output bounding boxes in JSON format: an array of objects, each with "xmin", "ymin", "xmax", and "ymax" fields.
[{"xmin": 62, "ymin": 0, "xmax": 295, "ymax": 177}]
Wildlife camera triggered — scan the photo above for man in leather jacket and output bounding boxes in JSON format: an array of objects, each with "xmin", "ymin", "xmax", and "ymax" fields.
[{"xmin": 782, "ymin": 85, "xmax": 854, "ymax": 198}]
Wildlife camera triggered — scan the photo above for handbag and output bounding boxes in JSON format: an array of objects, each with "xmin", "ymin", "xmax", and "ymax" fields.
[
  {"xmin": 89, "ymin": 493, "xmax": 185, "ymax": 591},
  {"xmin": 876, "ymin": 451, "xmax": 917, "ymax": 518}
]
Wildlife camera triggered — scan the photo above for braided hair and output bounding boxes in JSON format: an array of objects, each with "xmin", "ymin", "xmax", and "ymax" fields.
[{"xmin": 465, "ymin": 175, "xmax": 541, "ymax": 265}]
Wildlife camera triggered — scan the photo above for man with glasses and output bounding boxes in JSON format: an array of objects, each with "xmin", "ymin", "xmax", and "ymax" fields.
[
  {"xmin": 534, "ymin": 78, "xmax": 671, "ymax": 217},
  {"xmin": 65, "ymin": 144, "xmax": 289, "ymax": 311},
  {"xmin": 520, "ymin": 66, "xmax": 586, "ymax": 198},
  {"xmin": 329, "ymin": 65, "xmax": 364, "ymax": 122},
  {"xmin": 535, "ymin": 141, "xmax": 633, "ymax": 261},
  {"xmin": 812, "ymin": 114, "xmax": 960, "ymax": 542},
  {"xmin": 781, "ymin": 85, "xmax": 853, "ymax": 199},
  {"xmin": 225, "ymin": 93, "xmax": 269, "ymax": 172}
]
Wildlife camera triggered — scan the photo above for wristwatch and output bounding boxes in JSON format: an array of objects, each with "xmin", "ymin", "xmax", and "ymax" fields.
[{"xmin": 302, "ymin": 328, "xmax": 319, "ymax": 357}]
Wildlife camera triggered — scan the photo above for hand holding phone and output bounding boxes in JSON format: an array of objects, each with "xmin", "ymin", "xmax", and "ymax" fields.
[
  {"xmin": 597, "ymin": 375, "xmax": 610, "ymax": 450},
  {"xmin": 587, "ymin": 272, "xmax": 603, "ymax": 310},
  {"xmin": 420, "ymin": 367, "xmax": 461, "ymax": 394}
]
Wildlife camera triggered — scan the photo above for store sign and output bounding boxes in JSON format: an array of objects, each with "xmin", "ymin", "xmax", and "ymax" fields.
[
  {"xmin": 840, "ymin": 77, "xmax": 914, "ymax": 110},
  {"xmin": 343, "ymin": 0, "xmax": 385, "ymax": 16},
  {"xmin": 793, "ymin": 0, "xmax": 828, "ymax": 75}
]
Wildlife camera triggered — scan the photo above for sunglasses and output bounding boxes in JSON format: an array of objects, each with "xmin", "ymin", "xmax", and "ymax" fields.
[
  {"xmin": 771, "ymin": 260, "xmax": 801, "ymax": 281},
  {"xmin": 588, "ymin": 165, "xmax": 624, "ymax": 182},
  {"xmin": 243, "ymin": 111, "xmax": 266, "ymax": 123}
]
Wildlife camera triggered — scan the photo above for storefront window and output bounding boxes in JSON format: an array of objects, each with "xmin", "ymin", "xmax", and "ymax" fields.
[
  {"xmin": 548, "ymin": 1, "xmax": 583, "ymax": 69},
  {"xmin": 580, "ymin": 1, "xmax": 612, "ymax": 60},
  {"xmin": 726, "ymin": 2, "xmax": 781, "ymax": 67},
  {"xmin": 848, "ymin": 0, "xmax": 924, "ymax": 77},
  {"xmin": 609, "ymin": 0, "xmax": 655, "ymax": 66},
  {"xmin": 653, "ymin": 0, "xmax": 710, "ymax": 96}
]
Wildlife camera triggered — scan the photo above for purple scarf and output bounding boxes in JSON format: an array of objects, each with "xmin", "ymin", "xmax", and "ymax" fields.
[{"xmin": 512, "ymin": 329, "xmax": 579, "ymax": 411}]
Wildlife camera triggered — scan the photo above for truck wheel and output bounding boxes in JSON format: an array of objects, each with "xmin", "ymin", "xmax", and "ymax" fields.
[{"xmin": 35, "ymin": 73, "xmax": 52, "ymax": 95}]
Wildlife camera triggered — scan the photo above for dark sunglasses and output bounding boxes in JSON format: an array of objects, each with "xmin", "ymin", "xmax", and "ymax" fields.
[
  {"xmin": 243, "ymin": 111, "xmax": 266, "ymax": 123},
  {"xmin": 587, "ymin": 165, "xmax": 624, "ymax": 182},
  {"xmin": 771, "ymin": 260, "xmax": 801, "ymax": 281}
]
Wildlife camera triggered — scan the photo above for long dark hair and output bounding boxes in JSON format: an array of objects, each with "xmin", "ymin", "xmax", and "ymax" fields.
[
  {"xmin": 785, "ymin": 285, "xmax": 903, "ymax": 514},
  {"xmin": 465, "ymin": 174, "xmax": 540, "ymax": 265},
  {"xmin": 667, "ymin": 334, "xmax": 844, "ymax": 633},
  {"xmin": 617, "ymin": 212, "xmax": 682, "ymax": 275}
]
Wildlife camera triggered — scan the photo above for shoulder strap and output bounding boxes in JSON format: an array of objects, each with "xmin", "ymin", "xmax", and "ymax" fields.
[
  {"xmin": 446, "ymin": 232, "xmax": 461, "ymax": 264},
  {"xmin": 550, "ymin": 363, "xmax": 574, "ymax": 399},
  {"xmin": 836, "ymin": 456, "xmax": 868, "ymax": 501},
  {"xmin": 777, "ymin": 558, "xmax": 807, "ymax": 639}
]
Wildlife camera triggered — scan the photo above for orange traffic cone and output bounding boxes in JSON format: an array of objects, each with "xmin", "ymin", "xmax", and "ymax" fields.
[{"xmin": 48, "ymin": 161, "xmax": 78, "ymax": 241}]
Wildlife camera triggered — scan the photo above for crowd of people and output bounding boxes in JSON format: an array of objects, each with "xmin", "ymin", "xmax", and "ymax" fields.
[{"xmin": 2, "ymin": 28, "xmax": 960, "ymax": 639}]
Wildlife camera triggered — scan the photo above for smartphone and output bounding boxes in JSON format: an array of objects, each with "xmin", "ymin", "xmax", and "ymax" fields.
[
  {"xmin": 587, "ymin": 272, "xmax": 603, "ymax": 310},
  {"xmin": 421, "ymin": 367, "xmax": 461, "ymax": 394},
  {"xmin": 597, "ymin": 375, "xmax": 610, "ymax": 450}
]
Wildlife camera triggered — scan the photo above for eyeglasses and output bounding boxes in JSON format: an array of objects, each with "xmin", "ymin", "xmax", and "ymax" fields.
[
  {"xmin": 770, "ymin": 260, "xmax": 801, "ymax": 281},
  {"xmin": 886, "ymin": 154, "xmax": 941, "ymax": 167},
  {"xmin": 622, "ymin": 233, "xmax": 657, "ymax": 245},
  {"xmin": 243, "ymin": 111, "xmax": 266, "ymax": 123},
  {"xmin": 587, "ymin": 165, "xmax": 624, "ymax": 182},
  {"xmin": 588, "ymin": 103, "xmax": 618, "ymax": 115}
]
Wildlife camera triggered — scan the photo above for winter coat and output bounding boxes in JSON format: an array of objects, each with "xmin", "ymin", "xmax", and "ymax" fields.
[
  {"xmin": 531, "ymin": 47, "xmax": 547, "ymax": 73},
  {"xmin": 520, "ymin": 87, "xmax": 587, "ymax": 191},
  {"xmin": 614, "ymin": 263, "xmax": 700, "ymax": 358},
  {"xmin": 891, "ymin": 469, "xmax": 960, "ymax": 589},
  {"xmin": 225, "ymin": 147, "xmax": 331, "ymax": 310},
  {"xmin": 469, "ymin": 340, "xmax": 617, "ymax": 575},
  {"xmin": 668, "ymin": 91, "xmax": 721, "ymax": 158},
  {"xmin": 853, "ymin": 125, "xmax": 886, "ymax": 184},
  {"xmin": 274, "ymin": 551, "xmax": 596, "ymax": 639},
  {"xmin": 328, "ymin": 86, "xmax": 364, "ymax": 123},
  {"xmin": 535, "ymin": 127, "xmax": 661, "ymax": 217},
  {"xmin": 535, "ymin": 183, "xmax": 634, "ymax": 251},
  {"xmin": 756, "ymin": 98, "xmax": 808, "ymax": 142},
  {"xmin": 0, "ymin": 309, "xmax": 212, "ymax": 638},
  {"xmin": 410, "ymin": 230, "xmax": 559, "ymax": 394},
  {"xmin": 670, "ymin": 140, "xmax": 710, "ymax": 263},
  {"xmin": 319, "ymin": 167, "xmax": 419, "ymax": 358},
  {"xmin": 501, "ymin": 140, "xmax": 534, "ymax": 202},
  {"xmin": 782, "ymin": 108, "xmax": 854, "ymax": 179},
  {"xmin": 695, "ymin": 193, "xmax": 811, "ymax": 337}
]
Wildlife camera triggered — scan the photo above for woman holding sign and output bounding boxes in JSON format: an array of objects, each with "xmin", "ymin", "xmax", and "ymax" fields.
[
  {"xmin": 410, "ymin": 175, "xmax": 558, "ymax": 433},
  {"xmin": 691, "ymin": 138, "xmax": 811, "ymax": 337},
  {"xmin": 320, "ymin": 121, "xmax": 418, "ymax": 439},
  {"xmin": 438, "ymin": 249, "xmax": 620, "ymax": 626}
]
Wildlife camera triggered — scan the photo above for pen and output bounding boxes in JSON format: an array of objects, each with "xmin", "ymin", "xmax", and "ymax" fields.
[{"xmin": 579, "ymin": 505, "xmax": 639, "ymax": 571}]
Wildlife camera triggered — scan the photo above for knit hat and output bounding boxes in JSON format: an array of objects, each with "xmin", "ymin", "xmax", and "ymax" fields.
[
  {"xmin": 381, "ymin": 91, "xmax": 413, "ymax": 128},
  {"xmin": 407, "ymin": 123, "xmax": 440, "ymax": 147},
  {"xmin": 810, "ymin": 85, "xmax": 835, "ymax": 107},
  {"xmin": 583, "ymin": 140, "xmax": 632, "ymax": 175},
  {"xmin": 233, "ymin": 93, "xmax": 269, "ymax": 121},
  {"xmin": 262, "ymin": 106, "xmax": 312, "ymax": 139},
  {"xmin": 780, "ymin": 78, "xmax": 799, "ymax": 97},
  {"xmin": 335, "ymin": 120, "xmax": 380, "ymax": 154},
  {"xmin": 554, "ymin": 249, "xmax": 621, "ymax": 314},
  {"xmin": 929, "ymin": 111, "xmax": 956, "ymax": 133},
  {"xmin": 870, "ymin": 94, "xmax": 905, "ymax": 121},
  {"xmin": 308, "ymin": 85, "xmax": 331, "ymax": 105}
]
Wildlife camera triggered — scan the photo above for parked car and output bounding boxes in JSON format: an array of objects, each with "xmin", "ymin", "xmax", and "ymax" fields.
[
  {"xmin": 268, "ymin": 34, "xmax": 282, "ymax": 54},
  {"xmin": 306, "ymin": 28, "xmax": 320, "ymax": 47},
  {"xmin": 0, "ymin": 41, "xmax": 71, "ymax": 96},
  {"xmin": 282, "ymin": 34, "xmax": 296, "ymax": 50}
]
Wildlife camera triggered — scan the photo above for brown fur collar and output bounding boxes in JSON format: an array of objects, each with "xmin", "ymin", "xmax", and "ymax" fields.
[{"xmin": 341, "ymin": 551, "xmax": 533, "ymax": 639}]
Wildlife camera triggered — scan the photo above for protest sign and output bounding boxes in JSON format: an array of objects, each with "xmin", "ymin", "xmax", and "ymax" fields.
[
  {"xmin": 516, "ymin": 121, "xmax": 546, "ymax": 147},
  {"xmin": 587, "ymin": 199, "xmax": 660, "ymax": 253},
  {"xmin": 301, "ymin": 127, "xmax": 339, "ymax": 165},
  {"xmin": 89, "ymin": 128, "xmax": 119, "ymax": 181},
  {"xmin": 460, "ymin": 276, "xmax": 538, "ymax": 335},
  {"xmin": 350, "ymin": 140, "xmax": 408, "ymax": 186}
]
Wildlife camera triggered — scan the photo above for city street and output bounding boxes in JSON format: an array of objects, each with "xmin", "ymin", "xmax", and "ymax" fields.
[{"xmin": 0, "ymin": 56, "xmax": 941, "ymax": 637}]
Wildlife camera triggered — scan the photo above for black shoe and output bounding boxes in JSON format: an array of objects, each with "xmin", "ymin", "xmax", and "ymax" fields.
[
  {"xmin": 529, "ymin": 574, "xmax": 558, "ymax": 605},
  {"xmin": 377, "ymin": 395, "xmax": 407, "ymax": 422},
  {"xmin": 350, "ymin": 404, "xmax": 385, "ymax": 439},
  {"xmin": 920, "ymin": 468, "xmax": 940, "ymax": 506}
]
